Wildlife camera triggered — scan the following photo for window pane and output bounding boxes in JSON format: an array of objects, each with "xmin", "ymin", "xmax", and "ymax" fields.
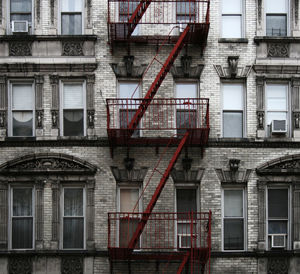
[
  {"xmin": 64, "ymin": 188, "xmax": 83, "ymax": 216},
  {"xmin": 177, "ymin": 110, "xmax": 197, "ymax": 135},
  {"xmin": 266, "ymin": 15, "xmax": 287, "ymax": 36},
  {"xmin": 268, "ymin": 220, "xmax": 288, "ymax": 234},
  {"xmin": 119, "ymin": 218, "xmax": 139, "ymax": 248},
  {"xmin": 224, "ymin": 190, "xmax": 243, "ymax": 217},
  {"xmin": 12, "ymin": 84, "xmax": 33, "ymax": 110},
  {"xmin": 176, "ymin": 2, "xmax": 196, "ymax": 15},
  {"xmin": 223, "ymin": 85, "xmax": 243, "ymax": 110},
  {"xmin": 11, "ymin": 0, "xmax": 31, "ymax": 12},
  {"xmin": 223, "ymin": 112, "xmax": 243, "ymax": 138},
  {"xmin": 11, "ymin": 14, "xmax": 32, "ymax": 22},
  {"xmin": 265, "ymin": 0, "xmax": 287, "ymax": 13},
  {"xmin": 222, "ymin": 0, "xmax": 242, "ymax": 14},
  {"xmin": 119, "ymin": 110, "xmax": 140, "ymax": 137},
  {"xmin": 120, "ymin": 189, "xmax": 139, "ymax": 212},
  {"xmin": 222, "ymin": 16, "xmax": 242, "ymax": 38},
  {"xmin": 63, "ymin": 84, "xmax": 83, "ymax": 109},
  {"xmin": 176, "ymin": 84, "xmax": 197, "ymax": 99},
  {"xmin": 266, "ymin": 84, "xmax": 287, "ymax": 110},
  {"xmin": 13, "ymin": 188, "xmax": 32, "ymax": 216},
  {"xmin": 119, "ymin": 1, "xmax": 138, "ymax": 14},
  {"xmin": 268, "ymin": 189, "xmax": 288, "ymax": 218},
  {"xmin": 12, "ymin": 218, "xmax": 33, "ymax": 249},
  {"xmin": 224, "ymin": 219, "xmax": 244, "ymax": 250},
  {"xmin": 63, "ymin": 110, "xmax": 84, "ymax": 136},
  {"xmin": 13, "ymin": 112, "xmax": 33, "ymax": 136},
  {"xmin": 266, "ymin": 112, "xmax": 287, "ymax": 126},
  {"xmin": 62, "ymin": 0, "xmax": 82, "ymax": 12},
  {"xmin": 63, "ymin": 218, "xmax": 84, "ymax": 248},
  {"xmin": 61, "ymin": 14, "xmax": 82, "ymax": 35},
  {"xmin": 119, "ymin": 83, "xmax": 139, "ymax": 98},
  {"xmin": 177, "ymin": 189, "xmax": 197, "ymax": 219}
]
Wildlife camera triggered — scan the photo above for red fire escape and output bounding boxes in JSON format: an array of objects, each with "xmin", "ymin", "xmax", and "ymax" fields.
[{"xmin": 107, "ymin": 1, "xmax": 211, "ymax": 273}]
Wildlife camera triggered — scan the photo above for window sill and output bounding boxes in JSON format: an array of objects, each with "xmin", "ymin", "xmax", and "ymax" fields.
[
  {"xmin": 218, "ymin": 38, "xmax": 248, "ymax": 44},
  {"xmin": 254, "ymin": 36, "xmax": 300, "ymax": 45}
]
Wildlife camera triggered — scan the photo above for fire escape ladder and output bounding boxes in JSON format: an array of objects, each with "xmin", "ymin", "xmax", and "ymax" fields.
[
  {"xmin": 177, "ymin": 251, "xmax": 191, "ymax": 274},
  {"xmin": 127, "ymin": 131, "xmax": 190, "ymax": 250},
  {"xmin": 127, "ymin": 25, "xmax": 191, "ymax": 137},
  {"xmin": 127, "ymin": 0, "xmax": 152, "ymax": 37}
]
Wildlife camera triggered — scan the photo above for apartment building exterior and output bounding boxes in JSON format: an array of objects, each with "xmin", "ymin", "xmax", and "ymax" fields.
[{"xmin": 0, "ymin": 0, "xmax": 299, "ymax": 273}]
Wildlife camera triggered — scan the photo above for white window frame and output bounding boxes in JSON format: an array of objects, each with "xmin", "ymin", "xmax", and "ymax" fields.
[
  {"xmin": 266, "ymin": 186, "xmax": 291, "ymax": 250},
  {"xmin": 59, "ymin": 80, "xmax": 86, "ymax": 137},
  {"xmin": 221, "ymin": 83, "xmax": 245, "ymax": 138},
  {"xmin": 265, "ymin": 82, "xmax": 290, "ymax": 137},
  {"xmin": 175, "ymin": 186, "xmax": 199, "ymax": 249},
  {"xmin": 59, "ymin": 0, "xmax": 84, "ymax": 35},
  {"xmin": 7, "ymin": 0, "xmax": 34, "ymax": 34},
  {"xmin": 117, "ymin": 185, "xmax": 142, "ymax": 249},
  {"xmin": 265, "ymin": 0, "xmax": 290, "ymax": 36},
  {"xmin": 8, "ymin": 80, "xmax": 35, "ymax": 137},
  {"xmin": 60, "ymin": 186, "xmax": 86, "ymax": 250},
  {"xmin": 9, "ymin": 185, "xmax": 35, "ymax": 250},
  {"xmin": 222, "ymin": 188, "xmax": 247, "ymax": 252},
  {"xmin": 221, "ymin": 0, "xmax": 244, "ymax": 38}
]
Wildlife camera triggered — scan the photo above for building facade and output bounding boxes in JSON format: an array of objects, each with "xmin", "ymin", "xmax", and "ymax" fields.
[{"xmin": 0, "ymin": 0, "xmax": 300, "ymax": 273}]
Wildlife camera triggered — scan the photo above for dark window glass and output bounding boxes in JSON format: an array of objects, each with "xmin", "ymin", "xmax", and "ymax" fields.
[
  {"xmin": 13, "ymin": 112, "xmax": 33, "ymax": 136},
  {"xmin": 63, "ymin": 110, "xmax": 84, "ymax": 136},
  {"xmin": 119, "ymin": 218, "xmax": 140, "ymax": 248},
  {"xmin": 268, "ymin": 189, "xmax": 288, "ymax": 218},
  {"xmin": 268, "ymin": 220, "xmax": 288, "ymax": 234},
  {"xmin": 177, "ymin": 189, "xmax": 197, "ymax": 219},
  {"xmin": 223, "ymin": 112, "xmax": 243, "ymax": 138},
  {"xmin": 176, "ymin": 110, "xmax": 197, "ymax": 135},
  {"xmin": 176, "ymin": 1, "xmax": 196, "ymax": 22},
  {"xmin": 12, "ymin": 218, "xmax": 33, "ymax": 249},
  {"xmin": 224, "ymin": 219, "xmax": 244, "ymax": 250},
  {"xmin": 119, "ymin": 1, "xmax": 138, "ymax": 20},
  {"xmin": 120, "ymin": 109, "xmax": 140, "ymax": 137},
  {"xmin": 266, "ymin": 15, "xmax": 287, "ymax": 36}
]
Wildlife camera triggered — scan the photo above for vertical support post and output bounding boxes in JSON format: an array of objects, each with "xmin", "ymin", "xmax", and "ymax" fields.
[
  {"xmin": 35, "ymin": 180, "xmax": 44, "ymax": 249},
  {"xmin": 0, "ymin": 182, "xmax": 8, "ymax": 249},
  {"xmin": 257, "ymin": 182, "xmax": 266, "ymax": 250},
  {"xmin": 86, "ymin": 180, "xmax": 95, "ymax": 249},
  {"xmin": 51, "ymin": 181, "xmax": 60, "ymax": 249}
]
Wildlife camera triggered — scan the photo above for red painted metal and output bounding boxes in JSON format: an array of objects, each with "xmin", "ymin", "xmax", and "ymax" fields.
[
  {"xmin": 127, "ymin": 26, "xmax": 190, "ymax": 137},
  {"xmin": 177, "ymin": 251, "xmax": 191, "ymax": 274},
  {"xmin": 128, "ymin": 131, "xmax": 189, "ymax": 249}
]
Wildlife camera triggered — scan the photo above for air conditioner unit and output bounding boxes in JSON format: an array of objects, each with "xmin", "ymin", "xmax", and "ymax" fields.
[
  {"xmin": 11, "ymin": 21, "xmax": 29, "ymax": 33},
  {"xmin": 178, "ymin": 234, "xmax": 196, "ymax": 248},
  {"xmin": 271, "ymin": 234, "xmax": 286, "ymax": 248},
  {"xmin": 271, "ymin": 120, "xmax": 287, "ymax": 134}
]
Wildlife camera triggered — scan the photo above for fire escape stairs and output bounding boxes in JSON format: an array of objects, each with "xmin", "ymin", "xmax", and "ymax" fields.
[
  {"xmin": 177, "ymin": 251, "xmax": 191, "ymax": 274},
  {"xmin": 127, "ymin": 0, "xmax": 152, "ymax": 38}
]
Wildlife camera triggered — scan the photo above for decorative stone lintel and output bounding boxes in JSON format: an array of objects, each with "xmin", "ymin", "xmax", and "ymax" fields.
[
  {"xmin": 214, "ymin": 64, "xmax": 251, "ymax": 79},
  {"xmin": 171, "ymin": 168, "xmax": 204, "ymax": 183},
  {"xmin": 62, "ymin": 41, "xmax": 84, "ymax": 56},
  {"xmin": 215, "ymin": 168, "xmax": 252, "ymax": 184},
  {"xmin": 110, "ymin": 63, "xmax": 147, "ymax": 78},
  {"xmin": 9, "ymin": 41, "xmax": 32, "ymax": 56},
  {"xmin": 267, "ymin": 43, "xmax": 289, "ymax": 57},
  {"xmin": 111, "ymin": 166, "xmax": 148, "ymax": 182}
]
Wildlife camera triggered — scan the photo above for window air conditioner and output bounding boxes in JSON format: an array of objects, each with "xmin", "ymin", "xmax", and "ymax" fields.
[
  {"xmin": 12, "ymin": 21, "xmax": 29, "ymax": 33},
  {"xmin": 178, "ymin": 234, "xmax": 196, "ymax": 248},
  {"xmin": 271, "ymin": 234, "xmax": 286, "ymax": 248},
  {"xmin": 271, "ymin": 120, "xmax": 287, "ymax": 134}
]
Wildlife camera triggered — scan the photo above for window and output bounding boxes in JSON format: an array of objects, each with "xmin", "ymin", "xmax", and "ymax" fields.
[
  {"xmin": 176, "ymin": 1, "xmax": 196, "ymax": 22},
  {"xmin": 9, "ymin": 82, "xmax": 35, "ymax": 137},
  {"xmin": 118, "ymin": 187, "xmax": 141, "ymax": 248},
  {"xmin": 119, "ymin": 82, "xmax": 140, "ymax": 137},
  {"xmin": 176, "ymin": 188, "xmax": 198, "ymax": 248},
  {"xmin": 223, "ymin": 189, "xmax": 245, "ymax": 250},
  {"xmin": 61, "ymin": 0, "xmax": 83, "ymax": 35},
  {"xmin": 267, "ymin": 188, "xmax": 289, "ymax": 249},
  {"xmin": 176, "ymin": 83, "xmax": 197, "ymax": 135},
  {"xmin": 265, "ymin": 84, "xmax": 288, "ymax": 134},
  {"xmin": 119, "ymin": 1, "xmax": 139, "ymax": 35},
  {"xmin": 10, "ymin": 0, "xmax": 32, "ymax": 33},
  {"xmin": 60, "ymin": 82, "xmax": 86, "ymax": 136},
  {"xmin": 265, "ymin": 0, "xmax": 288, "ymax": 36},
  {"xmin": 10, "ymin": 187, "xmax": 34, "ymax": 249},
  {"xmin": 62, "ymin": 187, "xmax": 85, "ymax": 249},
  {"xmin": 221, "ymin": 0, "xmax": 243, "ymax": 38},
  {"xmin": 222, "ymin": 84, "xmax": 244, "ymax": 138}
]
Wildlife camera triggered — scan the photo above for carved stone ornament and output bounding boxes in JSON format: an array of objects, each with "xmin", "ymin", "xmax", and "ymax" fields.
[
  {"xmin": 181, "ymin": 55, "xmax": 192, "ymax": 76},
  {"xmin": 51, "ymin": 110, "xmax": 58, "ymax": 128},
  {"xmin": 257, "ymin": 111, "xmax": 265, "ymax": 130},
  {"xmin": 182, "ymin": 157, "xmax": 193, "ymax": 172},
  {"xmin": 214, "ymin": 64, "xmax": 251, "ymax": 79},
  {"xmin": 124, "ymin": 157, "xmax": 135, "ymax": 171},
  {"xmin": 229, "ymin": 158, "xmax": 240, "ymax": 172},
  {"xmin": 9, "ymin": 256, "xmax": 32, "ymax": 274},
  {"xmin": 62, "ymin": 41, "xmax": 84, "ymax": 56},
  {"xmin": 256, "ymin": 154, "xmax": 300, "ymax": 175},
  {"xmin": 110, "ymin": 62, "xmax": 147, "ymax": 78},
  {"xmin": 215, "ymin": 166, "xmax": 252, "ymax": 184},
  {"xmin": 111, "ymin": 166, "xmax": 148, "ymax": 182},
  {"xmin": 267, "ymin": 257, "xmax": 289, "ymax": 274},
  {"xmin": 36, "ymin": 110, "xmax": 43, "ymax": 129},
  {"xmin": 0, "ymin": 153, "xmax": 97, "ymax": 175},
  {"xmin": 123, "ymin": 55, "xmax": 134, "ymax": 76},
  {"xmin": 61, "ymin": 257, "xmax": 83, "ymax": 274},
  {"xmin": 87, "ymin": 110, "xmax": 95, "ymax": 129},
  {"xmin": 9, "ymin": 41, "xmax": 32, "ymax": 56},
  {"xmin": 171, "ymin": 168, "xmax": 204, "ymax": 183},
  {"xmin": 267, "ymin": 43, "xmax": 289, "ymax": 57},
  {"xmin": 228, "ymin": 56, "xmax": 239, "ymax": 78},
  {"xmin": 294, "ymin": 111, "xmax": 300, "ymax": 129},
  {"xmin": 171, "ymin": 55, "xmax": 204, "ymax": 79},
  {"xmin": 0, "ymin": 111, "xmax": 6, "ymax": 128}
]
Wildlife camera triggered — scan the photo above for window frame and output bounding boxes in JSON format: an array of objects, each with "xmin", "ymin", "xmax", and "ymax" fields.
[
  {"xmin": 118, "ymin": 1, "xmax": 140, "ymax": 35},
  {"xmin": 7, "ymin": 0, "xmax": 34, "ymax": 34},
  {"xmin": 266, "ymin": 186, "xmax": 291, "ymax": 250},
  {"xmin": 8, "ymin": 80, "xmax": 35, "ymax": 137},
  {"xmin": 59, "ymin": 80, "xmax": 87, "ymax": 137},
  {"xmin": 221, "ymin": 0, "xmax": 244, "ymax": 38},
  {"xmin": 222, "ymin": 187, "xmax": 247, "ymax": 252},
  {"xmin": 59, "ymin": 0, "xmax": 84, "ymax": 35},
  {"xmin": 60, "ymin": 185, "xmax": 86, "ymax": 250},
  {"xmin": 9, "ymin": 185, "xmax": 35, "ymax": 250},
  {"xmin": 176, "ymin": 1, "xmax": 197, "ymax": 23},
  {"xmin": 221, "ymin": 83, "xmax": 245, "ymax": 138},
  {"xmin": 265, "ymin": 0, "xmax": 289, "ymax": 36}
]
